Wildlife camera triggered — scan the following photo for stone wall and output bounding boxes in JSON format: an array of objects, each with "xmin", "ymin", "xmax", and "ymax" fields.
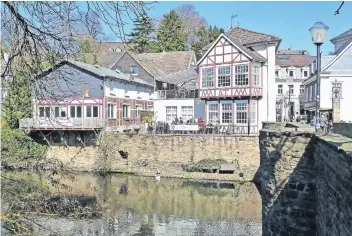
[
  {"xmin": 46, "ymin": 134, "xmax": 260, "ymax": 182},
  {"xmin": 260, "ymin": 129, "xmax": 352, "ymax": 236},
  {"xmin": 333, "ymin": 122, "xmax": 352, "ymax": 138}
]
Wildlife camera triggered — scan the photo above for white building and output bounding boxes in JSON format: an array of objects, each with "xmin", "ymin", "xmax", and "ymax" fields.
[
  {"xmin": 275, "ymin": 50, "xmax": 313, "ymax": 121},
  {"xmin": 153, "ymin": 68, "xmax": 205, "ymax": 123},
  {"xmin": 197, "ymin": 27, "xmax": 281, "ymax": 133},
  {"xmin": 302, "ymin": 28, "xmax": 352, "ymax": 122}
]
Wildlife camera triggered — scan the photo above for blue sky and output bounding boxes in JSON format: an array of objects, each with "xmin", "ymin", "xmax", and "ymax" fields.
[{"xmin": 105, "ymin": 1, "xmax": 352, "ymax": 55}]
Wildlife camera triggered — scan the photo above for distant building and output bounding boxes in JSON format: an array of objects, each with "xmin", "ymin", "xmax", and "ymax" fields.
[
  {"xmin": 197, "ymin": 27, "xmax": 281, "ymax": 133},
  {"xmin": 302, "ymin": 28, "xmax": 352, "ymax": 123},
  {"xmin": 19, "ymin": 60, "xmax": 154, "ymax": 146},
  {"xmin": 275, "ymin": 49, "xmax": 314, "ymax": 122}
]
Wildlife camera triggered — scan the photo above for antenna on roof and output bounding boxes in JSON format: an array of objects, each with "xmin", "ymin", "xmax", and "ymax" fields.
[{"xmin": 230, "ymin": 14, "xmax": 238, "ymax": 29}]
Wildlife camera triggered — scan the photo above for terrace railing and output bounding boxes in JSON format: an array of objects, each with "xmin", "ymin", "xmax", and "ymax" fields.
[
  {"xmin": 147, "ymin": 122, "xmax": 258, "ymax": 135},
  {"xmin": 157, "ymin": 90, "xmax": 198, "ymax": 99},
  {"xmin": 19, "ymin": 118, "xmax": 104, "ymax": 130}
]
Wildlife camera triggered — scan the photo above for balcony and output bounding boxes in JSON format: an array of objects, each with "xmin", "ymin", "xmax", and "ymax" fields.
[
  {"xmin": 157, "ymin": 90, "xmax": 198, "ymax": 99},
  {"xmin": 19, "ymin": 118, "xmax": 104, "ymax": 130}
]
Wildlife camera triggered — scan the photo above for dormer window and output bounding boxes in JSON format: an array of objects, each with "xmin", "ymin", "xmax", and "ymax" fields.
[
  {"xmin": 130, "ymin": 65, "xmax": 138, "ymax": 75},
  {"xmin": 303, "ymin": 70, "xmax": 308, "ymax": 77},
  {"xmin": 289, "ymin": 70, "xmax": 294, "ymax": 77}
]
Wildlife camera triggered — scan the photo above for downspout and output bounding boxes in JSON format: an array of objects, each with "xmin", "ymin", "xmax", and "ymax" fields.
[
  {"xmin": 266, "ymin": 42, "xmax": 269, "ymax": 121},
  {"xmin": 103, "ymin": 76, "xmax": 107, "ymax": 132}
]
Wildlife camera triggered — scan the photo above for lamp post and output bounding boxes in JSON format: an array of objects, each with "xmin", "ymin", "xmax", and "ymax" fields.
[
  {"xmin": 287, "ymin": 77, "xmax": 293, "ymax": 122},
  {"xmin": 309, "ymin": 21, "xmax": 329, "ymax": 133}
]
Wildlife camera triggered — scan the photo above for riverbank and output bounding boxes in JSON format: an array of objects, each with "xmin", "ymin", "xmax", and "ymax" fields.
[{"xmin": 42, "ymin": 146, "xmax": 255, "ymax": 182}]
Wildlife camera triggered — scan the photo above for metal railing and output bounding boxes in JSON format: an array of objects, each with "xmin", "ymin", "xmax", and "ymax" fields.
[
  {"xmin": 157, "ymin": 90, "xmax": 198, "ymax": 99},
  {"xmin": 19, "ymin": 118, "xmax": 104, "ymax": 130},
  {"xmin": 147, "ymin": 122, "xmax": 258, "ymax": 135}
]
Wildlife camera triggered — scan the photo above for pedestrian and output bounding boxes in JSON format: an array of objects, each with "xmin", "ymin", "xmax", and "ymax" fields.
[{"xmin": 320, "ymin": 114, "xmax": 327, "ymax": 133}]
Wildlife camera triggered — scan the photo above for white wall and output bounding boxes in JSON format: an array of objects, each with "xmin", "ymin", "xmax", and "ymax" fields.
[
  {"xmin": 154, "ymin": 99, "xmax": 195, "ymax": 123},
  {"xmin": 105, "ymin": 79, "xmax": 156, "ymax": 100},
  {"xmin": 253, "ymin": 43, "xmax": 277, "ymax": 127}
]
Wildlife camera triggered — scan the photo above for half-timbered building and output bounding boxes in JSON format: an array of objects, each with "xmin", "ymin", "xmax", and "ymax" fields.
[
  {"xmin": 19, "ymin": 60, "xmax": 154, "ymax": 146},
  {"xmin": 197, "ymin": 27, "xmax": 281, "ymax": 133}
]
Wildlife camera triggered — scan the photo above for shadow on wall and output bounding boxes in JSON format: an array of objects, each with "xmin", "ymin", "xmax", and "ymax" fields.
[{"xmin": 259, "ymin": 131, "xmax": 317, "ymax": 236}]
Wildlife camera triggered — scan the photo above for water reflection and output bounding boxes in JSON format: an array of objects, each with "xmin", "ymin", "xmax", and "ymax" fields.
[{"xmin": 3, "ymin": 172, "xmax": 262, "ymax": 235}]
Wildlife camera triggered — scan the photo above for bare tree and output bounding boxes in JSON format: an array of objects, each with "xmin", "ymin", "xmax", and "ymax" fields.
[
  {"xmin": 174, "ymin": 4, "xmax": 207, "ymax": 50},
  {"xmin": 1, "ymin": 1, "xmax": 154, "ymax": 84}
]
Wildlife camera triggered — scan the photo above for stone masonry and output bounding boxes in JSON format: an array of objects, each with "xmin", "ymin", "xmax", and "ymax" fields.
[
  {"xmin": 260, "ymin": 126, "xmax": 352, "ymax": 236},
  {"xmin": 46, "ymin": 134, "xmax": 260, "ymax": 181}
]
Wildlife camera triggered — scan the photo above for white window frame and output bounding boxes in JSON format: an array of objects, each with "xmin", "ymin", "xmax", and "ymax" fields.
[
  {"xmin": 302, "ymin": 70, "xmax": 308, "ymax": 78},
  {"xmin": 54, "ymin": 106, "xmax": 67, "ymax": 118},
  {"xmin": 278, "ymin": 85, "xmax": 283, "ymax": 94},
  {"xmin": 234, "ymin": 63, "xmax": 249, "ymax": 86},
  {"xmin": 201, "ymin": 67, "xmax": 214, "ymax": 88},
  {"xmin": 288, "ymin": 85, "xmax": 294, "ymax": 95},
  {"xmin": 86, "ymin": 105, "xmax": 99, "ymax": 118},
  {"xmin": 130, "ymin": 65, "xmax": 138, "ymax": 75},
  {"xmin": 70, "ymin": 105, "xmax": 82, "ymax": 118},
  {"xmin": 235, "ymin": 101, "xmax": 248, "ymax": 125},
  {"xmin": 122, "ymin": 104, "xmax": 130, "ymax": 119},
  {"xmin": 217, "ymin": 65, "xmax": 231, "ymax": 88},
  {"xmin": 166, "ymin": 106, "xmax": 177, "ymax": 123},
  {"xmin": 250, "ymin": 101, "xmax": 257, "ymax": 125},
  {"xmin": 107, "ymin": 104, "xmax": 115, "ymax": 119},
  {"xmin": 181, "ymin": 106, "xmax": 193, "ymax": 121},
  {"xmin": 252, "ymin": 65, "xmax": 260, "ymax": 86},
  {"xmin": 288, "ymin": 69, "xmax": 295, "ymax": 78},
  {"xmin": 221, "ymin": 103, "xmax": 232, "ymax": 124},
  {"xmin": 300, "ymin": 85, "xmax": 305, "ymax": 95},
  {"xmin": 208, "ymin": 103, "xmax": 219, "ymax": 124}
]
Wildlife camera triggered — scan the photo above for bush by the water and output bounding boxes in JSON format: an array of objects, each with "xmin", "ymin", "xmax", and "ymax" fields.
[{"xmin": 1, "ymin": 119, "xmax": 47, "ymax": 169}]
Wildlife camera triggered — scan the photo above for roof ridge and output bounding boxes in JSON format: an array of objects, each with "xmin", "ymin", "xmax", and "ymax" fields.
[{"xmin": 230, "ymin": 27, "xmax": 281, "ymax": 40}]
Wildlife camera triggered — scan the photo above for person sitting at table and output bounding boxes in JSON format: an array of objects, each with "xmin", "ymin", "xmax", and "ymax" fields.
[
  {"xmin": 179, "ymin": 117, "xmax": 184, "ymax": 124},
  {"xmin": 174, "ymin": 117, "xmax": 179, "ymax": 124}
]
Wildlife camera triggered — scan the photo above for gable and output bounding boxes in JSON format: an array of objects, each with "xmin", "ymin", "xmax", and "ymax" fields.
[
  {"xmin": 112, "ymin": 53, "xmax": 155, "ymax": 85},
  {"xmin": 36, "ymin": 64, "xmax": 103, "ymax": 99},
  {"xmin": 324, "ymin": 42, "xmax": 352, "ymax": 73},
  {"xmin": 198, "ymin": 36, "xmax": 251, "ymax": 66}
]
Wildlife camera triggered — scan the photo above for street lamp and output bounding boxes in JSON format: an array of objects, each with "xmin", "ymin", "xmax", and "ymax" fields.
[
  {"xmin": 286, "ymin": 77, "xmax": 293, "ymax": 122},
  {"xmin": 309, "ymin": 21, "xmax": 329, "ymax": 133}
]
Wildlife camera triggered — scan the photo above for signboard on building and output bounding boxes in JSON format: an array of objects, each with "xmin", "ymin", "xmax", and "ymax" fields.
[{"xmin": 170, "ymin": 125, "xmax": 199, "ymax": 131}]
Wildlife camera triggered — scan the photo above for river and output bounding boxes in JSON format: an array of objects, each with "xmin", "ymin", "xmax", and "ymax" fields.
[{"xmin": 1, "ymin": 171, "xmax": 262, "ymax": 235}]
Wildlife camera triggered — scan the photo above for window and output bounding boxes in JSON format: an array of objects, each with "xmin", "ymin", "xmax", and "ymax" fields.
[
  {"xmin": 136, "ymin": 105, "xmax": 142, "ymax": 118},
  {"xmin": 70, "ymin": 106, "xmax": 82, "ymax": 118},
  {"xmin": 86, "ymin": 106, "xmax": 99, "ymax": 118},
  {"xmin": 303, "ymin": 70, "xmax": 308, "ymax": 77},
  {"xmin": 45, "ymin": 107, "xmax": 50, "ymax": 118},
  {"xmin": 130, "ymin": 65, "xmax": 138, "ymax": 74},
  {"xmin": 202, "ymin": 68, "xmax": 214, "ymax": 88},
  {"xmin": 275, "ymin": 70, "xmax": 279, "ymax": 77},
  {"xmin": 55, "ymin": 107, "xmax": 60, "ymax": 118},
  {"xmin": 289, "ymin": 70, "xmax": 294, "ymax": 77},
  {"xmin": 107, "ymin": 104, "xmax": 115, "ymax": 119},
  {"xmin": 250, "ymin": 101, "xmax": 257, "ymax": 124},
  {"xmin": 166, "ymin": 106, "xmax": 177, "ymax": 123},
  {"xmin": 123, "ymin": 105, "xmax": 130, "ymax": 119},
  {"xmin": 61, "ymin": 109, "xmax": 66, "ymax": 118},
  {"xmin": 235, "ymin": 64, "xmax": 249, "ymax": 86},
  {"xmin": 217, "ymin": 66, "xmax": 231, "ymax": 87},
  {"xmin": 181, "ymin": 106, "xmax": 193, "ymax": 121},
  {"xmin": 278, "ymin": 85, "xmax": 283, "ymax": 94},
  {"xmin": 39, "ymin": 107, "xmax": 44, "ymax": 117},
  {"xmin": 252, "ymin": 66, "xmax": 260, "ymax": 86},
  {"xmin": 221, "ymin": 104, "xmax": 232, "ymax": 124},
  {"xmin": 236, "ymin": 101, "xmax": 247, "ymax": 124},
  {"xmin": 208, "ymin": 104, "xmax": 218, "ymax": 124},
  {"xmin": 300, "ymin": 85, "xmax": 305, "ymax": 95},
  {"xmin": 289, "ymin": 85, "xmax": 294, "ymax": 94}
]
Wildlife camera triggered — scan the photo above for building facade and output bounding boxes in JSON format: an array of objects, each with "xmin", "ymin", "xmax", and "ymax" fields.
[
  {"xmin": 302, "ymin": 28, "xmax": 352, "ymax": 123},
  {"xmin": 197, "ymin": 27, "xmax": 281, "ymax": 133},
  {"xmin": 19, "ymin": 60, "xmax": 154, "ymax": 146},
  {"xmin": 275, "ymin": 50, "xmax": 313, "ymax": 122}
]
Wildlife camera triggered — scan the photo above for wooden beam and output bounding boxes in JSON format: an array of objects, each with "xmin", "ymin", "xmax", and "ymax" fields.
[{"xmin": 40, "ymin": 130, "xmax": 51, "ymax": 147}]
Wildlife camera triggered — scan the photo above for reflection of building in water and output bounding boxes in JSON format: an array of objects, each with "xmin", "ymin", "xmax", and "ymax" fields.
[{"xmin": 33, "ymin": 212, "xmax": 261, "ymax": 236}]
